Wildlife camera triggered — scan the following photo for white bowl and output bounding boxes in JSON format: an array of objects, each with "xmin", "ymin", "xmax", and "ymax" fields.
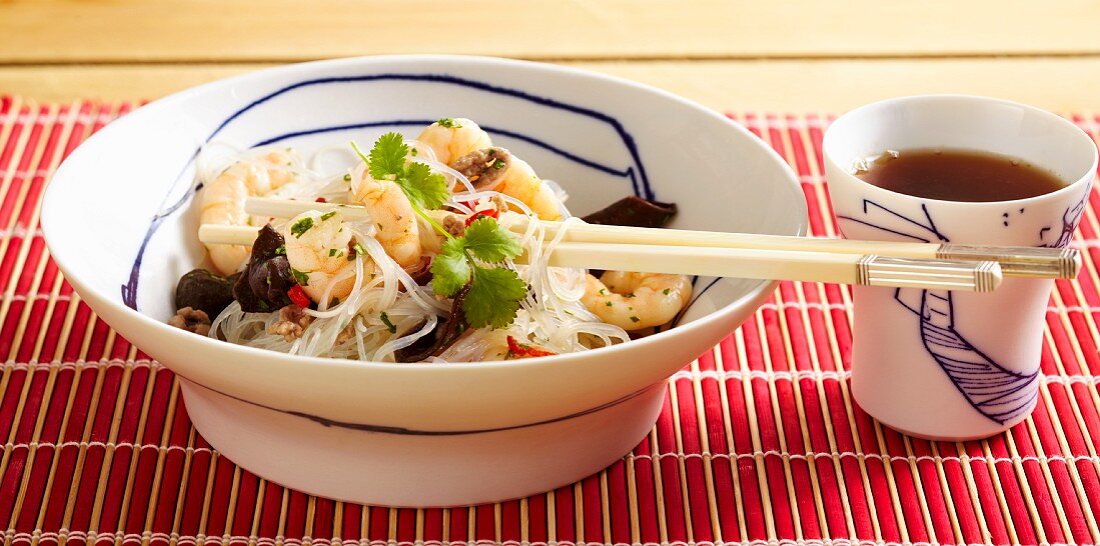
[{"xmin": 41, "ymin": 55, "xmax": 806, "ymax": 507}]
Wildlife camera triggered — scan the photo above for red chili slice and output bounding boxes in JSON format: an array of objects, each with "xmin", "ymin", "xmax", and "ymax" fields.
[
  {"xmin": 315, "ymin": 197, "xmax": 327, "ymax": 203},
  {"xmin": 464, "ymin": 208, "xmax": 500, "ymax": 227},
  {"xmin": 287, "ymin": 284, "xmax": 311, "ymax": 308},
  {"xmin": 506, "ymin": 335, "xmax": 556, "ymax": 358}
]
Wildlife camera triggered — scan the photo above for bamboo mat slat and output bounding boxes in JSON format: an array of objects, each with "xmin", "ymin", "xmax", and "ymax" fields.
[{"xmin": 2, "ymin": 96, "xmax": 1100, "ymax": 546}]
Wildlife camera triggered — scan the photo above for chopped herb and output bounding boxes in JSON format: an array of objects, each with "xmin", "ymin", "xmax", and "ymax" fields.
[
  {"xmin": 331, "ymin": 297, "xmax": 340, "ymax": 306},
  {"xmin": 343, "ymin": 173, "xmax": 352, "ymax": 182},
  {"xmin": 380, "ymin": 311, "xmax": 397, "ymax": 334},
  {"xmin": 290, "ymin": 217, "xmax": 314, "ymax": 238},
  {"xmin": 630, "ymin": 316, "xmax": 640, "ymax": 323},
  {"xmin": 291, "ymin": 268, "xmax": 310, "ymax": 286},
  {"xmin": 662, "ymin": 288, "xmax": 670, "ymax": 295},
  {"xmin": 436, "ymin": 118, "xmax": 462, "ymax": 128},
  {"xmin": 410, "ymin": 148, "xmax": 418, "ymax": 156},
  {"xmin": 320, "ymin": 211, "xmax": 337, "ymax": 221},
  {"xmin": 493, "ymin": 159, "xmax": 506, "ymax": 170},
  {"xmin": 599, "ymin": 288, "xmax": 608, "ymax": 295},
  {"xmin": 352, "ymin": 242, "xmax": 367, "ymax": 256},
  {"xmin": 605, "ymin": 301, "xmax": 613, "ymax": 307},
  {"xmin": 274, "ymin": 245, "xmax": 286, "ymax": 255},
  {"xmin": 328, "ymin": 248, "xmax": 338, "ymax": 257}
]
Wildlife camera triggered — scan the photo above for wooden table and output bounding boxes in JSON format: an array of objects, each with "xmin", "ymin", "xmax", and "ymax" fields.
[{"xmin": 3, "ymin": 0, "xmax": 1100, "ymax": 113}]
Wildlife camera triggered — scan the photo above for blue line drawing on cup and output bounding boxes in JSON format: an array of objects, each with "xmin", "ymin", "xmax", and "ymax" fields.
[
  {"xmin": 837, "ymin": 200, "xmax": 1040, "ymax": 425},
  {"xmin": 1040, "ymin": 189, "xmax": 1088, "ymax": 248}
]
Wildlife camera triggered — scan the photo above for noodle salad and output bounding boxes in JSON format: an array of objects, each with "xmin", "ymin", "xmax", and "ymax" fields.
[{"xmin": 170, "ymin": 118, "xmax": 692, "ymax": 362}]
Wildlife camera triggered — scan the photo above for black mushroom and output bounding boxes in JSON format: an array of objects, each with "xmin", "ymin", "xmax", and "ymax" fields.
[
  {"xmin": 581, "ymin": 196, "xmax": 678, "ymax": 277},
  {"xmin": 581, "ymin": 195, "xmax": 678, "ymax": 228},
  {"xmin": 175, "ymin": 269, "xmax": 238, "ymax": 318},
  {"xmin": 394, "ymin": 283, "xmax": 472, "ymax": 362},
  {"xmin": 451, "ymin": 147, "xmax": 511, "ymax": 189},
  {"xmin": 232, "ymin": 224, "xmax": 297, "ymax": 312}
]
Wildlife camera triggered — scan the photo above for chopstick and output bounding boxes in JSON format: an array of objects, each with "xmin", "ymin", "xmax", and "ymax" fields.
[
  {"xmin": 239, "ymin": 197, "xmax": 1077, "ymax": 279},
  {"xmin": 541, "ymin": 241, "xmax": 1002, "ymax": 292},
  {"xmin": 246, "ymin": 197, "xmax": 373, "ymax": 222},
  {"xmin": 199, "ymin": 223, "xmax": 1002, "ymax": 292},
  {"xmin": 510, "ymin": 219, "xmax": 1079, "ymax": 280}
]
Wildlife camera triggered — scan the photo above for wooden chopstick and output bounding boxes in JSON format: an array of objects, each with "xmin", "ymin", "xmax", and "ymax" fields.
[
  {"xmin": 198, "ymin": 223, "xmax": 1002, "ymax": 292},
  {"xmin": 541, "ymin": 241, "xmax": 1002, "ymax": 292},
  {"xmin": 241, "ymin": 197, "xmax": 1077, "ymax": 279},
  {"xmin": 511, "ymin": 219, "xmax": 1079, "ymax": 280}
]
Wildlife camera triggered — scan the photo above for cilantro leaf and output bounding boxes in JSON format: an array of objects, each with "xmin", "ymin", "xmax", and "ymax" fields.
[
  {"xmin": 430, "ymin": 238, "xmax": 472, "ymax": 296},
  {"xmin": 399, "ymin": 162, "xmax": 450, "ymax": 211},
  {"xmin": 365, "ymin": 132, "xmax": 407, "ymax": 179},
  {"xmin": 462, "ymin": 217, "xmax": 522, "ymax": 263},
  {"xmin": 464, "ymin": 267, "xmax": 527, "ymax": 329}
]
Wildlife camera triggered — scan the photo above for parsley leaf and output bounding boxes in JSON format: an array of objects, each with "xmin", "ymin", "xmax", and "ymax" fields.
[
  {"xmin": 400, "ymin": 162, "xmax": 450, "ymax": 211},
  {"xmin": 462, "ymin": 217, "xmax": 523, "ymax": 263},
  {"xmin": 431, "ymin": 238, "xmax": 472, "ymax": 297},
  {"xmin": 436, "ymin": 118, "xmax": 462, "ymax": 128},
  {"xmin": 363, "ymin": 132, "xmax": 407, "ymax": 179},
  {"xmin": 464, "ymin": 267, "xmax": 527, "ymax": 329}
]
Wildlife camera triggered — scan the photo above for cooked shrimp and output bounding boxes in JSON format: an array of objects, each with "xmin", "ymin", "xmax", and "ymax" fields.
[
  {"xmin": 349, "ymin": 170, "xmax": 422, "ymax": 269},
  {"xmin": 496, "ymin": 157, "xmax": 563, "ymax": 220},
  {"xmin": 416, "ymin": 118, "xmax": 492, "ymax": 165},
  {"xmin": 200, "ymin": 150, "xmax": 298, "ymax": 274},
  {"xmin": 282, "ymin": 210, "xmax": 356, "ymax": 303},
  {"xmin": 581, "ymin": 271, "xmax": 692, "ymax": 330}
]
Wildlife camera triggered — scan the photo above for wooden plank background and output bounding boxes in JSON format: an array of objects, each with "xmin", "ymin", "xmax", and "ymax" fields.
[{"xmin": 2, "ymin": 1, "xmax": 1100, "ymax": 115}]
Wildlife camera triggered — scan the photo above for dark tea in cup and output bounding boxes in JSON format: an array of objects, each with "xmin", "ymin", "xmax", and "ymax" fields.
[{"xmin": 853, "ymin": 148, "xmax": 1065, "ymax": 202}]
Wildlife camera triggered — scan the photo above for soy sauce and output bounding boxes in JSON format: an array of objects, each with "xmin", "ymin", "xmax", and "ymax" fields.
[{"xmin": 853, "ymin": 149, "xmax": 1065, "ymax": 202}]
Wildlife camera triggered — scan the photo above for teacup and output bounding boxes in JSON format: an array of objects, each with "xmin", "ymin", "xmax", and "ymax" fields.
[{"xmin": 824, "ymin": 95, "xmax": 1098, "ymax": 441}]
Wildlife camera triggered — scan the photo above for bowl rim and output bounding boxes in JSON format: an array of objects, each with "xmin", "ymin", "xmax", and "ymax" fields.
[{"xmin": 42, "ymin": 54, "xmax": 808, "ymax": 372}]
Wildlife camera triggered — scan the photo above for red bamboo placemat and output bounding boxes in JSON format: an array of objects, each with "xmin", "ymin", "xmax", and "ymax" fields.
[{"xmin": 2, "ymin": 95, "xmax": 1100, "ymax": 546}]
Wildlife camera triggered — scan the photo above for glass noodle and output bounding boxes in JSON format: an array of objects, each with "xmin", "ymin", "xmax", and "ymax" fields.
[{"xmin": 203, "ymin": 139, "xmax": 630, "ymax": 362}]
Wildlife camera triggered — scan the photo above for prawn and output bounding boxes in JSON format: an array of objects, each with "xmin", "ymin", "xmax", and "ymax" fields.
[
  {"xmin": 416, "ymin": 118, "xmax": 492, "ymax": 165},
  {"xmin": 200, "ymin": 150, "xmax": 298, "ymax": 274},
  {"xmin": 581, "ymin": 271, "xmax": 692, "ymax": 330},
  {"xmin": 348, "ymin": 169, "xmax": 422, "ymax": 269},
  {"xmin": 495, "ymin": 156, "xmax": 563, "ymax": 220},
  {"xmin": 282, "ymin": 210, "xmax": 358, "ymax": 304},
  {"xmin": 451, "ymin": 146, "xmax": 562, "ymax": 220}
]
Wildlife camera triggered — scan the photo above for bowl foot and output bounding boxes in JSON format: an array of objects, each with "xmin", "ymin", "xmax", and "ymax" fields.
[{"xmin": 179, "ymin": 379, "xmax": 667, "ymax": 507}]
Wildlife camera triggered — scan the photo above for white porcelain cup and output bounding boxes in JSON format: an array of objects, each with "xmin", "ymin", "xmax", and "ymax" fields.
[{"xmin": 824, "ymin": 95, "xmax": 1098, "ymax": 441}]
